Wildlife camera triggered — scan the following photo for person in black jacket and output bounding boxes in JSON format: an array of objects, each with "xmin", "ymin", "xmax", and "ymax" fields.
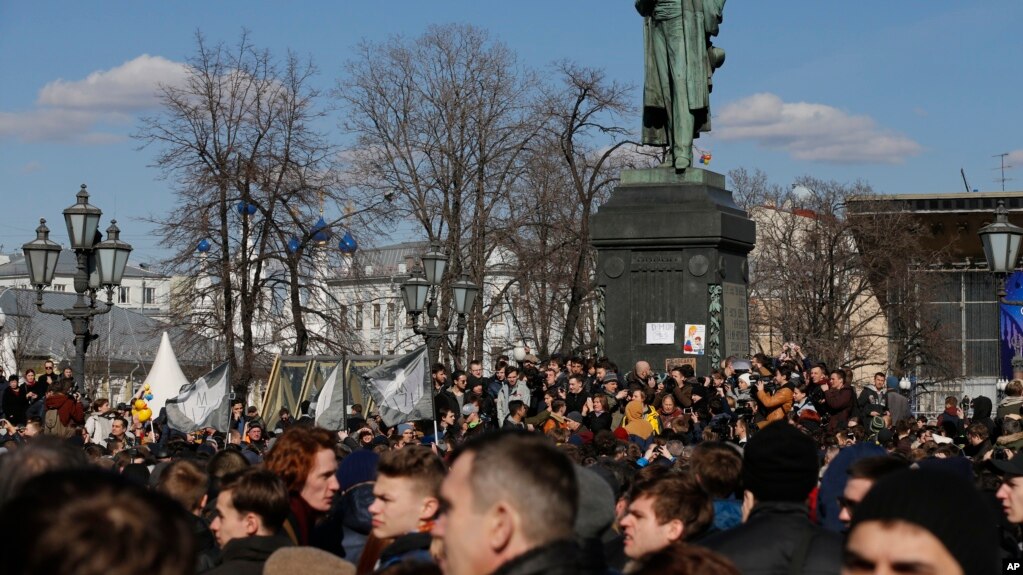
[
  {"xmin": 857, "ymin": 372, "xmax": 887, "ymax": 421},
  {"xmin": 208, "ymin": 468, "xmax": 293, "ymax": 575},
  {"xmin": 701, "ymin": 422, "xmax": 842, "ymax": 574},
  {"xmin": 1, "ymin": 375, "xmax": 28, "ymax": 425},
  {"xmin": 584, "ymin": 395, "xmax": 614, "ymax": 433},
  {"xmin": 434, "ymin": 432, "xmax": 591, "ymax": 575}
]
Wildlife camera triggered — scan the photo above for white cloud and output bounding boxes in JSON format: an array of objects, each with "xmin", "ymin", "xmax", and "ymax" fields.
[
  {"xmin": 1007, "ymin": 150, "xmax": 1023, "ymax": 165},
  {"xmin": 0, "ymin": 54, "xmax": 187, "ymax": 144},
  {"xmin": 716, "ymin": 93, "xmax": 922, "ymax": 164},
  {"xmin": 37, "ymin": 54, "xmax": 187, "ymax": 111},
  {"xmin": 21, "ymin": 161, "xmax": 43, "ymax": 174}
]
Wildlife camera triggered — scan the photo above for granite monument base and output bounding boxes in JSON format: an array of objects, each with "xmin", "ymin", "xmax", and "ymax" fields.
[{"xmin": 590, "ymin": 167, "xmax": 755, "ymax": 376}]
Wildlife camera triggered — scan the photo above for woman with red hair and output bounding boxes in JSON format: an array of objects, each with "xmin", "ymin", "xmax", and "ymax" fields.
[{"xmin": 264, "ymin": 426, "xmax": 340, "ymax": 545}]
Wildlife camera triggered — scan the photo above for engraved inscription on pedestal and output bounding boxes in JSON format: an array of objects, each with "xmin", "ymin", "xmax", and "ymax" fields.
[{"xmin": 722, "ymin": 282, "xmax": 750, "ymax": 357}]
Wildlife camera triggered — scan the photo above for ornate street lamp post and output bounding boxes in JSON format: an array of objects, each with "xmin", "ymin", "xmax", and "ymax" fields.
[
  {"xmin": 400, "ymin": 243, "xmax": 479, "ymax": 367},
  {"xmin": 21, "ymin": 185, "xmax": 132, "ymax": 393},
  {"xmin": 979, "ymin": 200, "xmax": 1023, "ymax": 302},
  {"xmin": 978, "ymin": 200, "xmax": 1023, "ymax": 383}
]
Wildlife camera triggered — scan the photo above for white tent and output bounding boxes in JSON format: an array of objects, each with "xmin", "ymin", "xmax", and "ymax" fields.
[{"xmin": 142, "ymin": 332, "xmax": 190, "ymax": 415}]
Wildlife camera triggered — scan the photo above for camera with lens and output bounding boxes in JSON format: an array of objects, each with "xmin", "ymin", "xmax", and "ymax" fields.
[
  {"xmin": 993, "ymin": 447, "xmax": 1011, "ymax": 461},
  {"xmin": 745, "ymin": 374, "xmax": 778, "ymax": 394},
  {"xmin": 709, "ymin": 415, "xmax": 734, "ymax": 439},
  {"xmin": 733, "ymin": 404, "xmax": 755, "ymax": 419}
]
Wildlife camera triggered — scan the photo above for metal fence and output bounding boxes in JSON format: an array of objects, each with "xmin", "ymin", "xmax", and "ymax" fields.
[{"xmin": 906, "ymin": 378, "xmax": 998, "ymax": 422}]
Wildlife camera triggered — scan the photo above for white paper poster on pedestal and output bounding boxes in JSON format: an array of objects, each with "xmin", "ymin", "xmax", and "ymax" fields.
[
  {"xmin": 683, "ymin": 324, "xmax": 706, "ymax": 355},
  {"xmin": 645, "ymin": 323, "xmax": 675, "ymax": 345},
  {"xmin": 142, "ymin": 332, "xmax": 191, "ymax": 415}
]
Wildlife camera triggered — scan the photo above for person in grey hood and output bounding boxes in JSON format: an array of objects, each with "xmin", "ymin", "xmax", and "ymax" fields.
[{"xmin": 884, "ymin": 376, "xmax": 910, "ymax": 425}]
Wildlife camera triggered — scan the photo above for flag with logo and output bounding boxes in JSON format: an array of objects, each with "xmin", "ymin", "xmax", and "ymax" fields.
[
  {"xmin": 165, "ymin": 362, "xmax": 231, "ymax": 433},
  {"xmin": 362, "ymin": 346, "xmax": 431, "ymax": 427},
  {"xmin": 314, "ymin": 361, "xmax": 347, "ymax": 431}
]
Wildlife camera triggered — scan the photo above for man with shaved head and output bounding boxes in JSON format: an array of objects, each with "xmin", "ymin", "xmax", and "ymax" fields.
[
  {"xmin": 627, "ymin": 361, "xmax": 655, "ymax": 389},
  {"xmin": 433, "ymin": 432, "xmax": 586, "ymax": 575}
]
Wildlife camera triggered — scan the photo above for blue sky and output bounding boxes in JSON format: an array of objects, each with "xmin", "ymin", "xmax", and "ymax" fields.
[{"xmin": 2, "ymin": 1, "xmax": 1022, "ymax": 263}]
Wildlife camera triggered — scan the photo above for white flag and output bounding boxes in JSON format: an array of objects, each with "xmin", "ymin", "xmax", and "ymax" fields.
[
  {"xmin": 362, "ymin": 346, "xmax": 431, "ymax": 427},
  {"xmin": 314, "ymin": 361, "xmax": 346, "ymax": 431},
  {"xmin": 165, "ymin": 362, "xmax": 231, "ymax": 433}
]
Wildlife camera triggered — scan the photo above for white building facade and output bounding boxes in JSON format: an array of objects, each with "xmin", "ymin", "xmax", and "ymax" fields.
[
  {"xmin": 328, "ymin": 242, "xmax": 525, "ymax": 370},
  {"xmin": 0, "ymin": 251, "xmax": 173, "ymax": 321}
]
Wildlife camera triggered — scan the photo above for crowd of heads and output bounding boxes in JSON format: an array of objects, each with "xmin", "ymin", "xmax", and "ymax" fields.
[{"xmin": 0, "ymin": 347, "xmax": 1018, "ymax": 574}]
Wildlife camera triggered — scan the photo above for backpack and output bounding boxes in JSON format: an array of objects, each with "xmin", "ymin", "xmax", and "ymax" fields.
[
  {"xmin": 644, "ymin": 406, "xmax": 662, "ymax": 435},
  {"xmin": 44, "ymin": 408, "xmax": 75, "ymax": 439}
]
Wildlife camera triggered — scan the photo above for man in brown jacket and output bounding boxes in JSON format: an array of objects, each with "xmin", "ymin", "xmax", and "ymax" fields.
[{"xmin": 754, "ymin": 365, "xmax": 793, "ymax": 429}]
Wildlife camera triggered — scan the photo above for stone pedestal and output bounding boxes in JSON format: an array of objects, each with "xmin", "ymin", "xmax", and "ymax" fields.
[{"xmin": 590, "ymin": 168, "xmax": 755, "ymax": 376}]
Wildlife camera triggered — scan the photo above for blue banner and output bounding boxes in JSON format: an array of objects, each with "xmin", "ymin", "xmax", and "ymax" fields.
[{"xmin": 1000, "ymin": 271, "xmax": 1023, "ymax": 379}]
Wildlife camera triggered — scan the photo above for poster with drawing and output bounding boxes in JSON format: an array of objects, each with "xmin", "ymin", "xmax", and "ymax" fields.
[{"xmin": 683, "ymin": 324, "xmax": 705, "ymax": 355}]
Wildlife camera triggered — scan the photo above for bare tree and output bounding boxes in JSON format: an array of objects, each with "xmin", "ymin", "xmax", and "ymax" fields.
[
  {"xmin": 727, "ymin": 166, "xmax": 776, "ymax": 213},
  {"xmin": 508, "ymin": 63, "xmax": 640, "ymax": 357},
  {"xmin": 2, "ymin": 290, "xmax": 44, "ymax": 372},
  {"xmin": 733, "ymin": 170, "xmax": 957, "ymax": 380},
  {"xmin": 137, "ymin": 32, "xmax": 361, "ymax": 393},
  {"xmin": 336, "ymin": 24, "xmax": 541, "ymax": 365}
]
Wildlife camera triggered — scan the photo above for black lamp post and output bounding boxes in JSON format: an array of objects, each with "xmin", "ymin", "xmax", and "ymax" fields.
[
  {"xmin": 400, "ymin": 243, "xmax": 479, "ymax": 367},
  {"xmin": 978, "ymin": 200, "xmax": 1023, "ymax": 382},
  {"xmin": 979, "ymin": 200, "xmax": 1023, "ymax": 303},
  {"xmin": 21, "ymin": 185, "xmax": 132, "ymax": 393}
]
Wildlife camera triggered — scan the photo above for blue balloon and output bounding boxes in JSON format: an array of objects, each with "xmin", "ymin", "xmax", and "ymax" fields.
[
  {"xmin": 197, "ymin": 238, "xmax": 211, "ymax": 253},
  {"xmin": 144, "ymin": 393, "xmax": 154, "ymax": 401},
  {"xmin": 287, "ymin": 237, "xmax": 301, "ymax": 253}
]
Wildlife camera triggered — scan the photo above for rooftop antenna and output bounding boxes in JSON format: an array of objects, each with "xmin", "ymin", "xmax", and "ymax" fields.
[
  {"xmin": 961, "ymin": 168, "xmax": 972, "ymax": 193},
  {"xmin": 993, "ymin": 152, "xmax": 1014, "ymax": 192}
]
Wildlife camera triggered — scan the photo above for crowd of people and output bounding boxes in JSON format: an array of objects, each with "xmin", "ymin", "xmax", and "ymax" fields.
[{"xmin": 0, "ymin": 345, "xmax": 1016, "ymax": 574}]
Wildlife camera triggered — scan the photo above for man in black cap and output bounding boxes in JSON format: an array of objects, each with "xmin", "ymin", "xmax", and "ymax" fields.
[
  {"xmin": 994, "ymin": 451, "xmax": 1023, "ymax": 525},
  {"xmin": 836, "ymin": 456, "xmax": 909, "ymax": 528},
  {"xmin": 845, "ymin": 468, "xmax": 999, "ymax": 575},
  {"xmin": 701, "ymin": 421, "xmax": 841, "ymax": 573}
]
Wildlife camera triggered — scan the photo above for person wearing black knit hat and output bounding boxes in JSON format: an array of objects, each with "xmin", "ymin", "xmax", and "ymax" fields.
[
  {"xmin": 702, "ymin": 422, "xmax": 842, "ymax": 574},
  {"xmin": 845, "ymin": 468, "xmax": 999, "ymax": 575}
]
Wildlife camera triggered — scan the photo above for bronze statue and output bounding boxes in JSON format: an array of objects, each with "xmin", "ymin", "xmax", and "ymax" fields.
[{"xmin": 636, "ymin": 0, "xmax": 726, "ymax": 171}]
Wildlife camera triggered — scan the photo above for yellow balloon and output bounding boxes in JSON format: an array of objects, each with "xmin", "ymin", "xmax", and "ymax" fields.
[
  {"xmin": 138, "ymin": 408, "xmax": 152, "ymax": 423},
  {"xmin": 143, "ymin": 384, "xmax": 151, "ymax": 391},
  {"xmin": 134, "ymin": 399, "xmax": 146, "ymax": 410}
]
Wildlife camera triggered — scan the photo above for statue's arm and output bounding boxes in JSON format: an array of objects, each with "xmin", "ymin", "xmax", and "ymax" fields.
[
  {"xmin": 704, "ymin": 0, "xmax": 726, "ymax": 34},
  {"xmin": 636, "ymin": 0, "xmax": 656, "ymax": 17}
]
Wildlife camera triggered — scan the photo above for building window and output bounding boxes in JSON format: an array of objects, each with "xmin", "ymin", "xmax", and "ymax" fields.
[
  {"xmin": 387, "ymin": 303, "xmax": 396, "ymax": 328},
  {"xmin": 355, "ymin": 304, "xmax": 363, "ymax": 329},
  {"xmin": 373, "ymin": 304, "xmax": 381, "ymax": 328},
  {"xmin": 143, "ymin": 287, "xmax": 156, "ymax": 305},
  {"xmin": 118, "ymin": 287, "xmax": 131, "ymax": 304},
  {"xmin": 51, "ymin": 284, "xmax": 66, "ymax": 292}
]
